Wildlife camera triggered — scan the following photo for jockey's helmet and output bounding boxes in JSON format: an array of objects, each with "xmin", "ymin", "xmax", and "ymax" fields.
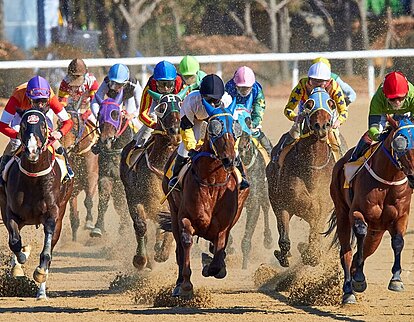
[
  {"xmin": 308, "ymin": 62, "xmax": 331, "ymax": 81},
  {"xmin": 179, "ymin": 56, "xmax": 199, "ymax": 76},
  {"xmin": 67, "ymin": 58, "xmax": 87, "ymax": 86},
  {"xmin": 154, "ymin": 61, "xmax": 177, "ymax": 81},
  {"xmin": 312, "ymin": 57, "xmax": 331, "ymax": 69},
  {"xmin": 200, "ymin": 74, "xmax": 224, "ymax": 101},
  {"xmin": 108, "ymin": 64, "xmax": 130, "ymax": 84},
  {"xmin": 234, "ymin": 66, "xmax": 255, "ymax": 87},
  {"xmin": 26, "ymin": 76, "xmax": 51, "ymax": 100},
  {"xmin": 383, "ymin": 71, "xmax": 409, "ymax": 99}
]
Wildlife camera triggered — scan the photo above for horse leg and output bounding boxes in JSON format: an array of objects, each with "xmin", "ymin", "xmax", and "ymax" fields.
[
  {"xmin": 274, "ymin": 209, "xmax": 291, "ymax": 267},
  {"xmin": 5, "ymin": 214, "xmax": 28, "ymax": 265},
  {"xmin": 33, "ymin": 216, "xmax": 56, "ymax": 284},
  {"xmin": 112, "ymin": 179, "xmax": 130, "ymax": 236},
  {"xmin": 90, "ymin": 177, "xmax": 112, "ymax": 237},
  {"xmin": 130, "ymin": 204, "xmax": 149, "ymax": 270},
  {"xmin": 69, "ymin": 196, "xmax": 80, "ymax": 241},
  {"xmin": 204, "ymin": 231, "xmax": 227, "ymax": 279},
  {"xmin": 301, "ymin": 218, "xmax": 323, "ymax": 267},
  {"xmin": 11, "ymin": 245, "xmax": 31, "ymax": 277},
  {"xmin": 36, "ymin": 272, "xmax": 48, "ymax": 299},
  {"xmin": 241, "ymin": 201, "xmax": 260, "ymax": 269},
  {"xmin": 388, "ymin": 232, "xmax": 405, "ymax": 292},
  {"xmin": 154, "ymin": 228, "xmax": 173, "ymax": 263},
  {"xmin": 83, "ymin": 194, "xmax": 94, "ymax": 230},
  {"xmin": 262, "ymin": 201, "xmax": 273, "ymax": 249},
  {"xmin": 350, "ymin": 217, "xmax": 368, "ymax": 293},
  {"xmin": 84, "ymin": 154, "xmax": 99, "ymax": 230},
  {"xmin": 179, "ymin": 218, "xmax": 194, "ymax": 299}
]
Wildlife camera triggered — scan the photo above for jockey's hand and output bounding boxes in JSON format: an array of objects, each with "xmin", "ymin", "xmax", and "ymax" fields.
[
  {"xmin": 332, "ymin": 120, "xmax": 341, "ymax": 129},
  {"xmin": 294, "ymin": 114, "xmax": 304, "ymax": 123},
  {"xmin": 124, "ymin": 113, "xmax": 135, "ymax": 120},
  {"xmin": 50, "ymin": 130, "xmax": 63, "ymax": 141},
  {"xmin": 188, "ymin": 149, "xmax": 198, "ymax": 158},
  {"xmin": 91, "ymin": 143, "xmax": 101, "ymax": 155},
  {"xmin": 81, "ymin": 110, "xmax": 92, "ymax": 121}
]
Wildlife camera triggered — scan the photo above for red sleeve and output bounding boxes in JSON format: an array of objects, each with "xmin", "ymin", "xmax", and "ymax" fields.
[
  {"xmin": 59, "ymin": 118, "xmax": 73, "ymax": 136},
  {"xmin": 49, "ymin": 95, "xmax": 64, "ymax": 113},
  {"xmin": 0, "ymin": 122, "xmax": 18, "ymax": 139},
  {"xmin": 4, "ymin": 95, "xmax": 20, "ymax": 115}
]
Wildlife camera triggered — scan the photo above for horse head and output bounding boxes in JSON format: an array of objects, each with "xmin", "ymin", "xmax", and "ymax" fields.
[
  {"xmin": 386, "ymin": 115, "xmax": 414, "ymax": 188},
  {"xmin": 19, "ymin": 109, "xmax": 49, "ymax": 162},
  {"xmin": 148, "ymin": 88, "xmax": 185, "ymax": 146},
  {"xmin": 303, "ymin": 87, "xmax": 335, "ymax": 140},
  {"xmin": 96, "ymin": 90, "xmax": 123, "ymax": 149},
  {"xmin": 203, "ymin": 97, "xmax": 240, "ymax": 172},
  {"xmin": 61, "ymin": 104, "xmax": 85, "ymax": 153}
]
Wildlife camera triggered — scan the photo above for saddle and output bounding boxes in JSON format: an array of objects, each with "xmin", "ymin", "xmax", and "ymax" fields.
[{"xmin": 125, "ymin": 139, "xmax": 155, "ymax": 170}]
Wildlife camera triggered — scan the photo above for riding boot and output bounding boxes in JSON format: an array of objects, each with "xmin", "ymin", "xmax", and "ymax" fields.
[
  {"xmin": 134, "ymin": 125, "xmax": 153, "ymax": 148},
  {"xmin": 56, "ymin": 146, "xmax": 75, "ymax": 182},
  {"xmin": 273, "ymin": 132, "xmax": 295, "ymax": 163},
  {"xmin": 168, "ymin": 154, "xmax": 188, "ymax": 191},
  {"xmin": 0, "ymin": 154, "xmax": 12, "ymax": 186},
  {"xmin": 258, "ymin": 132, "xmax": 273, "ymax": 157},
  {"xmin": 236, "ymin": 155, "xmax": 250, "ymax": 190},
  {"xmin": 348, "ymin": 138, "xmax": 371, "ymax": 162}
]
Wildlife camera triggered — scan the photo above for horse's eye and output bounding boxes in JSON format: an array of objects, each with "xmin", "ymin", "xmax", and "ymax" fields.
[
  {"xmin": 110, "ymin": 110, "xmax": 119, "ymax": 121},
  {"xmin": 208, "ymin": 119, "xmax": 223, "ymax": 137},
  {"xmin": 233, "ymin": 121, "xmax": 243, "ymax": 138},
  {"xmin": 154, "ymin": 102, "xmax": 167, "ymax": 117},
  {"xmin": 392, "ymin": 135, "xmax": 408, "ymax": 154}
]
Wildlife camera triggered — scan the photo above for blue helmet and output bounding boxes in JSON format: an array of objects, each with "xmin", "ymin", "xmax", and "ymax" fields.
[
  {"xmin": 153, "ymin": 61, "xmax": 177, "ymax": 81},
  {"xmin": 26, "ymin": 76, "xmax": 51, "ymax": 99},
  {"xmin": 108, "ymin": 64, "xmax": 130, "ymax": 83}
]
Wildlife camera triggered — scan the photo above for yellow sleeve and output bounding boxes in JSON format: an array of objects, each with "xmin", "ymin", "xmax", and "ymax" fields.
[
  {"xmin": 330, "ymin": 80, "xmax": 348, "ymax": 124},
  {"xmin": 180, "ymin": 128, "xmax": 197, "ymax": 151},
  {"xmin": 284, "ymin": 79, "xmax": 306, "ymax": 121}
]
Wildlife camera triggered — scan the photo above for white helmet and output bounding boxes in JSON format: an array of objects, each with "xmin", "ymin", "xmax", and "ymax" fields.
[{"xmin": 307, "ymin": 62, "xmax": 331, "ymax": 81}]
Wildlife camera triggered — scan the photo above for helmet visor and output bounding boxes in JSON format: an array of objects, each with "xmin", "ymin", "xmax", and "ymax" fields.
[
  {"xmin": 156, "ymin": 80, "xmax": 175, "ymax": 94},
  {"xmin": 27, "ymin": 88, "xmax": 50, "ymax": 99},
  {"xmin": 109, "ymin": 80, "xmax": 125, "ymax": 90},
  {"xmin": 236, "ymin": 86, "xmax": 252, "ymax": 97}
]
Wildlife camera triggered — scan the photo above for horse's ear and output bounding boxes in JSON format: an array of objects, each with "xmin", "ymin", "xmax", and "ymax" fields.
[
  {"xmin": 387, "ymin": 114, "xmax": 398, "ymax": 128},
  {"xmin": 177, "ymin": 87, "xmax": 188, "ymax": 100},
  {"xmin": 304, "ymin": 99, "xmax": 314, "ymax": 111},
  {"xmin": 148, "ymin": 90, "xmax": 162, "ymax": 102},
  {"xmin": 227, "ymin": 97, "xmax": 237, "ymax": 115},
  {"xmin": 245, "ymin": 117, "xmax": 252, "ymax": 129},
  {"xmin": 115, "ymin": 88, "xmax": 124, "ymax": 105},
  {"xmin": 202, "ymin": 98, "xmax": 215, "ymax": 116},
  {"xmin": 95, "ymin": 93, "xmax": 103, "ymax": 105}
]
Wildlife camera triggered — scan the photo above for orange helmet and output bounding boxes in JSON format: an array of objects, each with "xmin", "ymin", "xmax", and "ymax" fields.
[{"xmin": 383, "ymin": 71, "xmax": 409, "ymax": 99}]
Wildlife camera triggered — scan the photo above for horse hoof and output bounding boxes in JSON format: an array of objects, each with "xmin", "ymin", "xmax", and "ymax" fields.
[
  {"xmin": 388, "ymin": 279, "xmax": 404, "ymax": 292},
  {"xmin": 342, "ymin": 293, "xmax": 356, "ymax": 304},
  {"xmin": 89, "ymin": 228, "xmax": 102, "ymax": 238},
  {"xmin": 84, "ymin": 220, "xmax": 94, "ymax": 230},
  {"xmin": 214, "ymin": 266, "xmax": 227, "ymax": 279},
  {"xmin": 202, "ymin": 264, "xmax": 210, "ymax": 277},
  {"xmin": 16, "ymin": 252, "xmax": 28, "ymax": 265},
  {"xmin": 154, "ymin": 254, "xmax": 169, "ymax": 263},
  {"xmin": 36, "ymin": 289, "xmax": 47, "ymax": 300},
  {"xmin": 11, "ymin": 265, "xmax": 25, "ymax": 277},
  {"xmin": 352, "ymin": 278, "xmax": 367, "ymax": 293},
  {"xmin": 172, "ymin": 284, "xmax": 181, "ymax": 297},
  {"xmin": 33, "ymin": 267, "xmax": 48, "ymax": 284},
  {"xmin": 132, "ymin": 254, "xmax": 147, "ymax": 270},
  {"xmin": 274, "ymin": 250, "xmax": 289, "ymax": 267},
  {"xmin": 201, "ymin": 253, "xmax": 213, "ymax": 267},
  {"xmin": 263, "ymin": 233, "xmax": 273, "ymax": 249},
  {"xmin": 22, "ymin": 245, "xmax": 31, "ymax": 254}
]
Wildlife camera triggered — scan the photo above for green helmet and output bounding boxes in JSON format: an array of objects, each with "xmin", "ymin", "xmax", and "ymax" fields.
[{"xmin": 179, "ymin": 55, "xmax": 200, "ymax": 76}]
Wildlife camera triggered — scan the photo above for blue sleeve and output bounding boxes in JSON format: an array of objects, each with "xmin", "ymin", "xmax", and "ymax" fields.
[{"xmin": 336, "ymin": 76, "xmax": 357, "ymax": 103}]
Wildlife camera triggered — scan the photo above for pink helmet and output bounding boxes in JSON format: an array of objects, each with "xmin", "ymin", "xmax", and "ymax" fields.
[{"xmin": 234, "ymin": 66, "xmax": 255, "ymax": 87}]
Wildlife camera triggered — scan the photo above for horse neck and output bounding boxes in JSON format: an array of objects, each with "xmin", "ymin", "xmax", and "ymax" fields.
[
  {"xmin": 240, "ymin": 139, "xmax": 258, "ymax": 169},
  {"xmin": 20, "ymin": 147, "xmax": 54, "ymax": 172},
  {"xmin": 195, "ymin": 140, "xmax": 228, "ymax": 180},
  {"xmin": 148, "ymin": 134, "xmax": 176, "ymax": 167},
  {"xmin": 297, "ymin": 136, "xmax": 331, "ymax": 167}
]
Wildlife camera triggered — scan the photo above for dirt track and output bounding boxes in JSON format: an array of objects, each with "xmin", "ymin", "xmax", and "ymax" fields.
[{"xmin": 0, "ymin": 94, "xmax": 414, "ymax": 322}]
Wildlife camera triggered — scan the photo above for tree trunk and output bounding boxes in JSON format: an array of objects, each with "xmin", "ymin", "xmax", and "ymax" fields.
[
  {"xmin": 95, "ymin": 0, "xmax": 120, "ymax": 57},
  {"xmin": 279, "ymin": 6, "xmax": 290, "ymax": 79},
  {"xmin": 344, "ymin": 0, "xmax": 353, "ymax": 75}
]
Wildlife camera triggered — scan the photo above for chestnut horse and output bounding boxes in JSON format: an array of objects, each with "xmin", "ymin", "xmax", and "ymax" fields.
[
  {"xmin": 89, "ymin": 91, "xmax": 133, "ymax": 237},
  {"xmin": 120, "ymin": 89, "xmax": 185, "ymax": 270},
  {"xmin": 236, "ymin": 108, "xmax": 272, "ymax": 269},
  {"xmin": 61, "ymin": 104, "xmax": 99, "ymax": 241},
  {"xmin": 0, "ymin": 109, "xmax": 73, "ymax": 299},
  {"xmin": 160, "ymin": 98, "xmax": 249, "ymax": 299},
  {"xmin": 326, "ymin": 115, "xmax": 414, "ymax": 304},
  {"xmin": 266, "ymin": 87, "xmax": 338, "ymax": 267}
]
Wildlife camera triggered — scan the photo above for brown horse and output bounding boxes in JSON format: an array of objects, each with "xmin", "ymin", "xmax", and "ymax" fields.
[
  {"xmin": 120, "ymin": 90, "xmax": 185, "ymax": 270},
  {"xmin": 61, "ymin": 104, "xmax": 99, "ymax": 241},
  {"xmin": 327, "ymin": 115, "xmax": 414, "ymax": 304},
  {"xmin": 0, "ymin": 109, "xmax": 73, "ymax": 299},
  {"xmin": 266, "ymin": 87, "xmax": 338, "ymax": 267},
  {"xmin": 160, "ymin": 98, "xmax": 249, "ymax": 299}
]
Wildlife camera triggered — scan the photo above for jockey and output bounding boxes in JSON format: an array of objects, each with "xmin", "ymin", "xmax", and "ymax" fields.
[
  {"xmin": 225, "ymin": 66, "xmax": 273, "ymax": 157},
  {"xmin": 349, "ymin": 71, "xmax": 414, "ymax": 162},
  {"xmin": 179, "ymin": 55, "xmax": 206, "ymax": 92},
  {"xmin": 273, "ymin": 62, "xmax": 348, "ymax": 160},
  {"xmin": 0, "ymin": 76, "xmax": 74, "ymax": 184},
  {"xmin": 168, "ymin": 74, "xmax": 250, "ymax": 191},
  {"xmin": 91, "ymin": 63, "xmax": 143, "ymax": 132},
  {"xmin": 313, "ymin": 57, "xmax": 357, "ymax": 106},
  {"xmin": 134, "ymin": 60, "xmax": 185, "ymax": 148},
  {"xmin": 58, "ymin": 58, "xmax": 99, "ymax": 124}
]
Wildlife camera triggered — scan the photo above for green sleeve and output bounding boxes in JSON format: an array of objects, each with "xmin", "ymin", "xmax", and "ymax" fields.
[{"xmin": 251, "ymin": 88, "xmax": 266, "ymax": 128}]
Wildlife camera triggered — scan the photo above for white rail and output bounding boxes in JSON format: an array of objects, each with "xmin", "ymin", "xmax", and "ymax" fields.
[{"xmin": 0, "ymin": 49, "xmax": 413, "ymax": 97}]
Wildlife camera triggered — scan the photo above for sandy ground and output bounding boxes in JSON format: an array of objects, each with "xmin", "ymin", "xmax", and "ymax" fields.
[{"xmin": 0, "ymin": 93, "xmax": 414, "ymax": 322}]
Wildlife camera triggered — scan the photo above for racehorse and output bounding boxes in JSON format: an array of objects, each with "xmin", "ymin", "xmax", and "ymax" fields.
[
  {"xmin": 61, "ymin": 103, "xmax": 99, "ymax": 241},
  {"xmin": 266, "ymin": 87, "xmax": 338, "ymax": 267},
  {"xmin": 326, "ymin": 114, "xmax": 414, "ymax": 304},
  {"xmin": 89, "ymin": 90, "xmax": 133, "ymax": 237},
  {"xmin": 160, "ymin": 98, "xmax": 249, "ymax": 299},
  {"xmin": 0, "ymin": 109, "xmax": 73, "ymax": 299},
  {"xmin": 120, "ymin": 89, "xmax": 185, "ymax": 270},
  {"xmin": 236, "ymin": 108, "xmax": 272, "ymax": 269}
]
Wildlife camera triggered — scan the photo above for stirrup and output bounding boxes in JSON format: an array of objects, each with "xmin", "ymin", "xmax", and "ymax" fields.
[{"xmin": 240, "ymin": 178, "xmax": 250, "ymax": 190}]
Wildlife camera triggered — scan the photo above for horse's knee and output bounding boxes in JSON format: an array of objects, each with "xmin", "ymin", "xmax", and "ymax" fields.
[
  {"xmin": 9, "ymin": 238, "xmax": 22, "ymax": 253},
  {"xmin": 353, "ymin": 219, "xmax": 367, "ymax": 238},
  {"xmin": 181, "ymin": 218, "xmax": 194, "ymax": 247},
  {"xmin": 84, "ymin": 196, "xmax": 93, "ymax": 209},
  {"xmin": 391, "ymin": 234, "xmax": 404, "ymax": 254}
]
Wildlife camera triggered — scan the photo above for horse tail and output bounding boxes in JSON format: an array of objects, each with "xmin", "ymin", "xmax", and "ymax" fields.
[
  {"xmin": 323, "ymin": 208, "xmax": 340, "ymax": 249},
  {"xmin": 158, "ymin": 211, "xmax": 172, "ymax": 232}
]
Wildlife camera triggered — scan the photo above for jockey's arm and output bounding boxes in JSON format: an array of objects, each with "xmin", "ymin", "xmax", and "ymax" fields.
[
  {"xmin": 0, "ymin": 96, "xmax": 20, "ymax": 139},
  {"xmin": 124, "ymin": 81, "xmax": 143, "ymax": 119},
  {"xmin": 91, "ymin": 81, "xmax": 109, "ymax": 118},
  {"xmin": 330, "ymin": 81, "xmax": 348, "ymax": 126},
  {"xmin": 284, "ymin": 83, "xmax": 303, "ymax": 121},
  {"xmin": 180, "ymin": 115, "xmax": 197, "ymax": 151},
  {"xmin": 335, "ymin": 76, "xmax": 357, "ymax": 104},
  {"xmin": 57, "ymin": 81, "xmax": 69, "ymax": 107},
  {"xmin": 49, "ymin": 96, "xmax": 73, "ymax": 135},
  {"xmin": 251, "ymin": 89, "xmax": 266, "ymax": 128},
  {"xmin": 139, "ymin": 85, "xmax": 156, "ymax": 129}
]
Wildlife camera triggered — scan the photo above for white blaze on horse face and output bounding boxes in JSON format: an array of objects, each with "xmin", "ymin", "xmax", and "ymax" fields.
[{"xmin": 27, "ymin": 133, "xmax": 39, "ymax": 160}]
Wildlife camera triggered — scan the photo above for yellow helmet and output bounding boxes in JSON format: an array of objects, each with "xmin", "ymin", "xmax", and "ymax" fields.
[{"xmin": 312, "ymin": 57, "xmax": 331, "ymax": 69}]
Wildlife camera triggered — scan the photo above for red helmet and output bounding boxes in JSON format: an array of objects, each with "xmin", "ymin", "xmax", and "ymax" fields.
[{"xmin": 383, "ymin": 71, "xmax": 409, "ymax": 99}]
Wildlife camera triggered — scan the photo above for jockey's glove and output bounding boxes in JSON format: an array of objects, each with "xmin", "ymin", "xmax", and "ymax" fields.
[
  {"xmin": 91, "ymin": 143, "xmax": 101, "ymax": 155},
  {"xmin": 368, "ymin": 126, "xmax": 380, "ymax": 141}
]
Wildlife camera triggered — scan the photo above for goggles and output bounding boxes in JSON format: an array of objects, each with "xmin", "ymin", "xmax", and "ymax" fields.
[
  {"xmin": 182, "ymin": 74, "xmax": 196, "ymax": 85},
  {"xmin": 309, "ymin": 78, "xmax": 328, "ymax": 86},
  {"xmin": 236, "ymin": 86, "xmax": 252, "ymax": 97},
  {"xmin": 203, "ymin": 95, "xmax": 221, "ymax": 107},
  {"xmin": 31, "ymin": 98, "xmax": 49, "ymax": 106}
]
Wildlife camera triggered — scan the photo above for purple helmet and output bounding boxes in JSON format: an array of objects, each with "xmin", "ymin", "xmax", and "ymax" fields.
[{"xmin": 26, "ymin": 76, "xmax": 51, "ymax": 100}]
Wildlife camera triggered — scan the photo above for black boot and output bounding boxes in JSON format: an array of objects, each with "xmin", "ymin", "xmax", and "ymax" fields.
[
  {"xmin": 168, "ymin": 154, "xmax": 188, "ymax": 191},
  {"xmin": 272, "ymin": 133, "xmax": 295, "ymax": 163},
  {"xmin": 56, "ymin": 147, "xmax": 74, "ymax": 182},
  {"xmin": 236, "ymin": 156, "xmax": 250, "ymax": 190},
  {"xmin": 348, "ymin": 138, "xmax": 371, "ymax": 162},
  {"xmin": 258, "ymin": 132, "xmax": 273, "ymax": 157},
  {"xmin": 0, "ymin": 154, "xmax": 12, "ymax": 186}
]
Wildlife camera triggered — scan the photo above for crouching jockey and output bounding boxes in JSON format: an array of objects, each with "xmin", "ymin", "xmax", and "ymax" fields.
[
  {"xmin": 0, "ymin": 76, "xmax": 74, "ymax": 185},
  {"xmin": 168, "ymin": 74, "xmax": 250, "ymax": 191}
]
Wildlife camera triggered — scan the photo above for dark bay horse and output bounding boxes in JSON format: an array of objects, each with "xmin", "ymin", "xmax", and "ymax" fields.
[
  {"xmin": 160, "ymin": 98, "xmax": 249, "ymax": 299},
  {"xmin": 89, "ymin": 91, "xmax": 133, "ymax": 238},
  {"xmin": 120, "ymin": 89, "xmax": 185, "ymax": 270},
  {"xmin": 0, "ymin": 109, "xmax": 73, "ymax": 299},
  {"xmin": 236, "ymin": 108, "xmax": 272, "ymax": 269},
  {"xmin": 327, "ymin": 115, "xmax": 414, "ymax": 304},
  {"xmin": 61, "ymin": 104, "xmax": 99, "ymax": 241},
  {"xmin": 266, "ymin": 87, "xmax": 338, "ymax": 267}
]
